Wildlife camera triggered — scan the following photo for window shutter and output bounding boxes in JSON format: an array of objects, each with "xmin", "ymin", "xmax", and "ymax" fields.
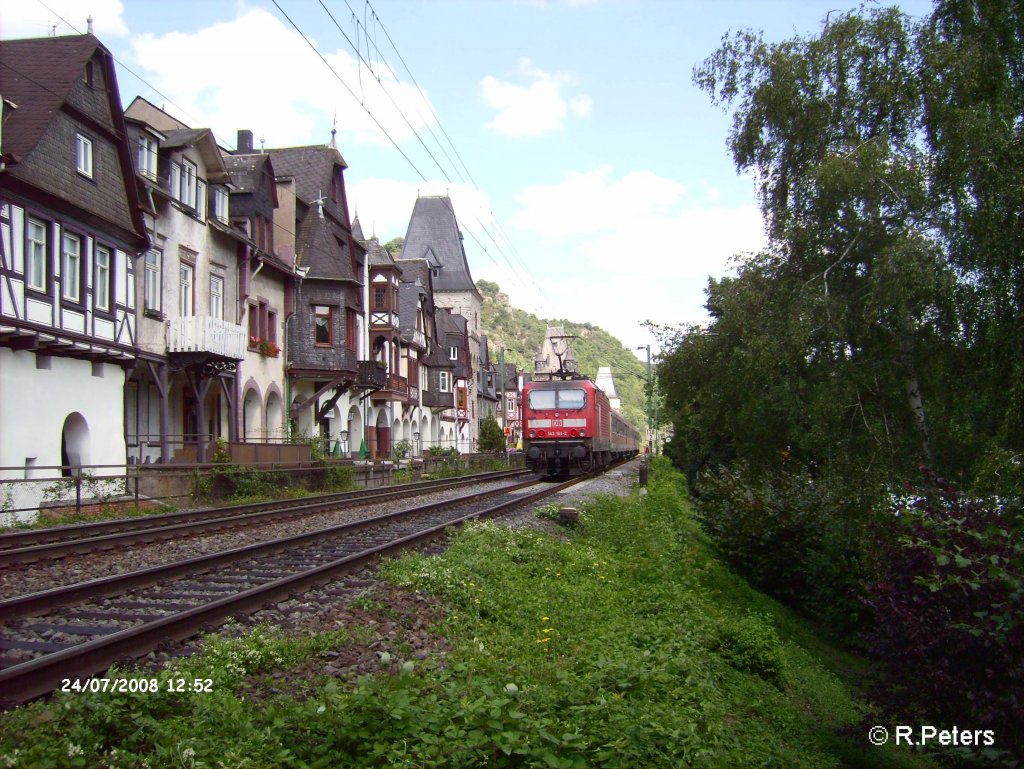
[{"xmin": 197, "ymin": 179, "xmax": 207, "ymax": 220}]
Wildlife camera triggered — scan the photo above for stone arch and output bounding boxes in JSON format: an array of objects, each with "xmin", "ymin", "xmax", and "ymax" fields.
[
  {"xmin": 241, "ymin": 380, "xmax": 262, "ymax": 441},
  {"xmin": 60, "ymin": 412, "xmax": 90, "ymax": 477},
  {"xmin": 346, "ymin": 405, "xmax": 362, "ymax": 457},
  {"xmin": 375, "ymin": 408, "xmax": 391, "ymax": 458},
  {"xmin": 264, "ymin": 385, "xmax": 284, "ymax": 442}
]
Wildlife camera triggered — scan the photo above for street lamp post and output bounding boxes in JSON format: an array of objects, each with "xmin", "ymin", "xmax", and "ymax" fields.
[
  {"xmin": 340, "ymin": 430, "xmax": 349, "ymax": 458},
  {"xmin": 413, "ymin": 430, "xmax": 421, "ymax": 458}
]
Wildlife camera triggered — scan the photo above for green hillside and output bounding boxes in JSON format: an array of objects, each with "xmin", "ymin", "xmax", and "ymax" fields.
[{"xmin": 477, "ymin": 280, "xmax": 650, "ymax": 432}]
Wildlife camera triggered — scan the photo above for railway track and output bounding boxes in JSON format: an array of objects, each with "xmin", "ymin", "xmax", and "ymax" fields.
[
  {"xmin": 0, "ymin": 469, "xmax": 591, "ymax": 707},
  {"xmin": 0, "ymin": 468, "xmax": 531, "ymax": 566}
]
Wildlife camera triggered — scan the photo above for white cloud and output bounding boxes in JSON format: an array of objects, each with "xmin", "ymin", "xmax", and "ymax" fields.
[
  {"xmin": 506, "ymin": 167, "xmax": 767, "ymax": 341},
  {"xmin": 481, "ymin": 58, "xmax": 591, "ymax": 137},
  {"xmin": 125, "ymin": 5, "xmax": 436, "ymax": 149},
  {"xmin": 347, "ymin": 178, "xmax": 495, "ymax": 246},
  {"xmin": 1, "ymin": 0, "xmax": 129, "ymax": 39}
]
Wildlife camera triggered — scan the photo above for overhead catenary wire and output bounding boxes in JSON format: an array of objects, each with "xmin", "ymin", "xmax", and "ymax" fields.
[
  {"xmin": 28, "ymin": 0, "xmax": 548, "ymax": 312},
  {"xmin": 334, "ymin": 0, "xmax": 550, "ymax": 305}
]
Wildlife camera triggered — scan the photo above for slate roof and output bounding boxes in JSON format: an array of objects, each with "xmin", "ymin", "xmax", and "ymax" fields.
[
  {"xmin": 364, "ymin": 235, "xmax": 401, "ymax": 270},
  {"xmin": 265, "ymin": 145, "xmax": 347, "ymax": 207},
  {"xmin": 436, "ymin": 307, "xmax": 469, "ymax": 346},
  {"xmin": 294, "ymin": 211, "xmax": 360, "ymax": 283},
  {"xmin": 0, "ymin": 35, "xmax": 101, "ymax": 162},
  {"xmin": 400, "ymin": 196, "xmax": 478, "ymax": 293},
  {"xmin": 0, "ymin": 34, "xmax": 147, "ymax": 251},
  {"xmin": 222, "ymin": 153, "xmax": 274, "ymax": 197}
]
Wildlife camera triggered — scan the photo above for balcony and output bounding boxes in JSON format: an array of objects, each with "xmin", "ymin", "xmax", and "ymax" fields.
[
  {"xmin": 167, "ymin": 316, "xmax": 246, "ymax": 360},
  {"xmin": 356, "ymin": 360, "xmax": 388, "ymax": 390},
  {"xmin": 422, "ymin": 389, "xmax": 454, "ymax": 409},
  {"xmin": 401, "ymin": 328, "xmax": 427, "ymax": 350},
  {"xmin": 371, "ymin": 372, "xmax": 409, "ymax": 402},
  {"xmin": 370, "ymin": 310, "xmax": 400, "ymax": 331}
]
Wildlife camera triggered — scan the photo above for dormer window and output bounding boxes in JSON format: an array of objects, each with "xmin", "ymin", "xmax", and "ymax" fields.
[
  {"xmin": 138, "ymin": 135, "xmax": 158, "ymax": 180},
  {"xmin": 178, "ymin": 159, "xmax": 197, "ymax": 208},
  {"xmin": 212, "ymin": 186, "xmax": 230, "ymax": 224},
  {"xmin": 75, "ymin": 134, "xmax": 93, "ymax": 178}
]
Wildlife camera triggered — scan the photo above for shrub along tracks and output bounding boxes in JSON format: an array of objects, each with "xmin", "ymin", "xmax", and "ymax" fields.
[{"xmin": 0, "ymin": 469, "xmax": 597, "ymax": 708}]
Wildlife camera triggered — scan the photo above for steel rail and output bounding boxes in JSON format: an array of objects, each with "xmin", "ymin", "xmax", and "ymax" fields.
[
  {"xmin": 0, "ymin": 473, "xmax": 582, "ymax": 707},
  {"xmin": 0, "ymin": 470, "xmax": 530, "ymax": 565},
  {"xmin": 0, "ymin": 477, "xmax": 542, "ymax": 621}
]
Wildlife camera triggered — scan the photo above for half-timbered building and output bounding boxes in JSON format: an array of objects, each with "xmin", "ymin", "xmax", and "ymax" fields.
[{"xmin": 0, "ymin": 34, "xmax": 149, "ymax": 517}]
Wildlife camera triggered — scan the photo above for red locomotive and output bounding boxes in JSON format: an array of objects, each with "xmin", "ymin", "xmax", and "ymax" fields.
[{"xmin": 521, "ymin": 376, "xmax": 640, "ymax": 476}]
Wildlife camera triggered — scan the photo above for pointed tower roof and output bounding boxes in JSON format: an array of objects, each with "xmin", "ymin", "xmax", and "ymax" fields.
[{"xmin": 399, "ymin": 196, "xmax": 479, "ymax": 295}]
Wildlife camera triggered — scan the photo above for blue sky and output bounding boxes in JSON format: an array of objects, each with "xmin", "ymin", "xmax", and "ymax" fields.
[{"xmin": 4, "ymin": 0, "xmax": 934, "ymax": 354}]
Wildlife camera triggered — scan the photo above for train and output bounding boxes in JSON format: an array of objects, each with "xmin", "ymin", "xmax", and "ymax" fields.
[{"xmin": 521, "ymin": 376, "xmax": 641, "ymax": 477}]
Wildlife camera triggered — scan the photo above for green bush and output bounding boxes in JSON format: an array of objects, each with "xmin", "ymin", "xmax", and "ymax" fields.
[
  {"xmin": 714, "ymin": 612, "xmax": 786, "ymax": 687},
  {"xmin": 478, "ymin": 416, "xmax": 507, "ymax": 452},
  {"xmin": 695, "ymin": 462, "xmax": 873, "ymax": 632}
]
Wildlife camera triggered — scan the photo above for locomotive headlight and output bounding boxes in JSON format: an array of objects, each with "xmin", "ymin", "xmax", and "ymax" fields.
[
  {"xmin": 570, "ymin": 429, "xmax": 578, "ymax": 437},
  {"xmin": 579, "ymin": 429, "xmax": 586, "ymax": 436},
  {"xmin": 528, "ymin": 430, "xmax": 536, "ymax": 438}
]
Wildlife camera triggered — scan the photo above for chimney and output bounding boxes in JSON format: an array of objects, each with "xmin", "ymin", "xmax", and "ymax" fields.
[{"xmin": 237, "ymin": 130, "xmax": 254, "ymax": 154}]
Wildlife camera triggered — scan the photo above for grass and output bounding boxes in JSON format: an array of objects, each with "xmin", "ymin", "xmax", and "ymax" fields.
[{"xmin": 0, "ymin": 457, "xmax": 936, "ymax": 768}]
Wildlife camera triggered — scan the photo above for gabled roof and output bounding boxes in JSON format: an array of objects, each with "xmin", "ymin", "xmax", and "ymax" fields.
[
  {"xmin": 223, "ymin": 153, "xmax": 277, "ymax": 203},
  {"xmin": 436, "ymin": 307, "xmax": 468, "ymax": 339},
  {"xmin": 400, "ymin": 196, "xmax": 479, "ymax": 293},
  {"xmin": 265, "ymin": 144, "xmax": 347, "ymax": 207},
  {"xmin": 162, "ymin": 128, "xmax": 229, "ymax": 184},
  {"xmin": 295, "ymin": 210, "xmax": 360, "ymax": 282}
]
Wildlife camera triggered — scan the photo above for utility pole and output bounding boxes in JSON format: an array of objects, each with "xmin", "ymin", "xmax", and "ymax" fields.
[
  {"xmin": 499, "ymin": 346, "xmax": 506, "ymax": 434},
  {"xmin": 636, "ymin": 345, "xmax": 652, "ymax": 453}
]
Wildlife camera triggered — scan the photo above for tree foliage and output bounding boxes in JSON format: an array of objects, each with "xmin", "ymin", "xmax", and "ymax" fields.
[
  {"xmin": 667, "ymin": 3, "xmax": 1024, "ymax": 756},
  {"xmin": 666, "ymin": 0, "xmax": 1023, "ymax": 489}
]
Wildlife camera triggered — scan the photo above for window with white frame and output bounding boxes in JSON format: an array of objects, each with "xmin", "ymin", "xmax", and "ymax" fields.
[
  {"xmin": 62, "ymin": 233, "xmax": 82, "ymax": 302},
  {"xmin": 174, "ymin": 158, "xmax": 198, "ymax": 209},
  {"xmin": 144, "ymin": 249, "xmax": 161, "ymax": 312},
  {"xmin": 209, "ymin": 274, "xmax": 224, "ymax": 320},
  {"xmin": 138, "ymin": 135, "xmax": 158, "ymax": 180},
  {"xmin": 94, "ymin": 246, "xmax": 111, "ymax": 311},
  {"xmin": 178, "ymin": 262, "xmax": 194, "ymax": 316},
  {"xmin": 75, "ymin": 134, "xmax": 93, "ymax": 178},
  {"xmin": 448, "ymin": 345, "xmax": 459, "ymax": 361},
  {"xmin": 26, "ymin": 218, "xmax": 47, "ymax": 292},
  {"xmin": 438, "ymin": 370, "xmax": 452, "ymax": 392},
  {"xmin": 212, "ymin": 186, "xmax": 229, "ymax": 223}
]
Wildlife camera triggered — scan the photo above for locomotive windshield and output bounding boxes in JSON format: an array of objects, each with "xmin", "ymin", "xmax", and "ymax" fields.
[{"xmin": 528, "ymin": 388, "xmax": 587, "ymax": 410}]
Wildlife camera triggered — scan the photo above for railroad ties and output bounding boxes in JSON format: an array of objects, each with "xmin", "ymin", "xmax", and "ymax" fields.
[{"xmin": 0, "ymin": 466, "xmax": 604, "ymax": 707}]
